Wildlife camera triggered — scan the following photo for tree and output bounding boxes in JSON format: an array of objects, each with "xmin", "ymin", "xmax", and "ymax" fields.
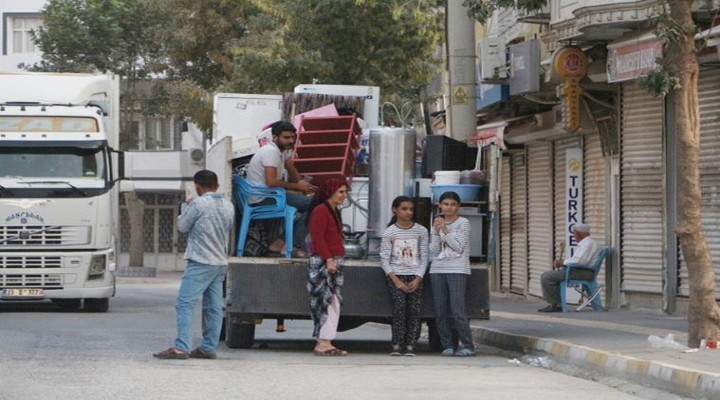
[
  {"xmin": 32, "ymin": 0, "xmax": 166, "ymax": 268},
  {"xmin": 227, "ymin": 0, "xmax": 444, "ymax": 99},
  {"xmin": 659, "ymin": 0, "xmax": 720, "ymax": 347},
  {"xmin": 463, "ymin": 0, "xmax": 720, "ymax": 346}
]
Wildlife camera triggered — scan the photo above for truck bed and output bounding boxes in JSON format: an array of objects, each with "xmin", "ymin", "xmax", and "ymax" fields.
[{"xmin": 224, "ymin": 257, "xmax": 489, "ymax": 349}]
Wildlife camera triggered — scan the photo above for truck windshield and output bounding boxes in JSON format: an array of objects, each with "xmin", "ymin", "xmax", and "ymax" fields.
[{"xmin": 0, "ymin": 146, "xmax": 105, "ymax": 180}]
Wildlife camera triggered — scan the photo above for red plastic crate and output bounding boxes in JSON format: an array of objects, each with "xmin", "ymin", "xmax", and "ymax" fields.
[{"xmin": 293, "ymin": 115, "xmax": 361, "ymax": 184}]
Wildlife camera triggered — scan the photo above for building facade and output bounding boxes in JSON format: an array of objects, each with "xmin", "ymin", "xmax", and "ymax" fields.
[{"xmin": 479, "ymin": 0, "xmax": 720, "ymax": 312}]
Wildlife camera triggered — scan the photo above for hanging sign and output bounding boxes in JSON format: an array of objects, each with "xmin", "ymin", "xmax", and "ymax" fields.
[
  {"xmin": 565, "ymin": 148, "xmax": 584, "ymax": 257},
  {"xmin": 553, "ymin": 46, "xmax": 588, "ymax": 133}
]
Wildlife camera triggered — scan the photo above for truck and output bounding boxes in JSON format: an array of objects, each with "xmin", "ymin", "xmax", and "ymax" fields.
[
  {"xmin": 209, "ymin": 88, "xmax": 490, "ymax": 349},
  {"xmin": 0, "ymin": 72, "xmax": 121, "ymax": 312}
]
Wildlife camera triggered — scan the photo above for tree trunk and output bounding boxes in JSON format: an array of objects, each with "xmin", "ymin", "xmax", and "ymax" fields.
[
  {"xmin": 124, "ymin": 192, "xmax": 145, "ymax": 267},
  {"xmin": 666, "ymin": 0, "xmax": 720, "ymax": 347}
]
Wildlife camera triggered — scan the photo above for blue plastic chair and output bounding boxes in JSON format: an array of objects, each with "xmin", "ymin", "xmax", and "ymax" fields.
[
  {"xmin": 560, "ymin": 246, "xmax": 608, "ymax": 312},
  {"xmin": 233, "ymin": 175, "xmax": 296, "ymax": 258}
]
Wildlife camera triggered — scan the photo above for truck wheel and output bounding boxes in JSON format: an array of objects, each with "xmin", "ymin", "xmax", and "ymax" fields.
[
  {"xmin": 226, "ymin": 319, "xmax": 255, "ymax": 349},
  {"xmin": 83, "ymin": 298, "xmax": 109, "ymax": 313},
  {"xmin": 52, "ymin": 299, "xmax": 82, "ymax": 311}
]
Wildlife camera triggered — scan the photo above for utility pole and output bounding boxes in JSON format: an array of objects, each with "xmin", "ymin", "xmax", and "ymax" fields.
[{"xmin": 446, "ymin": 0, "xmax": 478, "ymax": 140}]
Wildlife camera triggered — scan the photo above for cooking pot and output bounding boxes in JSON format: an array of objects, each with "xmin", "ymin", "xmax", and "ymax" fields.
[{"xmin": 342, "ymin": 225, "xmax": 366, "ymax": 259}]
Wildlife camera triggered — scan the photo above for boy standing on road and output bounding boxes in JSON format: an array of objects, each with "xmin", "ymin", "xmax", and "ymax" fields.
[{"xmin": 154, "ymin": 169, "xmax": 235, "ymax": 360}]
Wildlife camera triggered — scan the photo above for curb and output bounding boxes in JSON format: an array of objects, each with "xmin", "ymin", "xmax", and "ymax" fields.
[{"xmin": 471, "ymin": 326, "xmax": 720, "ymax": 399}]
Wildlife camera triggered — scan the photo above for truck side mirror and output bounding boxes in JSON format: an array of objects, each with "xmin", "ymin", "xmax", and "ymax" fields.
[{"xmin": 108, "ymin": 147, "xmax": 125, "ymax": 184}]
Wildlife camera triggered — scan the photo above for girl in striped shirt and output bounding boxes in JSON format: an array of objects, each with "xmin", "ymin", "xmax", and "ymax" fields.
[
  {"xmin": 380, "ymin": 196, "xmax": 429, "ymax": 356},
  {"xmin": 429, "ymin": 191, "xmax": 475, "ymax": 357}
]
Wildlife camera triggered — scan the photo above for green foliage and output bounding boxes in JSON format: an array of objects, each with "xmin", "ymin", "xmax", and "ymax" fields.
[
  {"xmin": 32, "ymin": 0, "xmax": 164, "ymax": 77},
  {"xmin": 229, "ymin": 0, "xmax": 445, "ymax": 99},
  {"xmin": 154, "ymin": 0, "xmax": 255, "ymax": 91},
  {"xmin": 638, "ymin": 66, "xmax": 681, "ymax": 98},
  {"xmin": 462, "ymin": 0, "xmax": 546, "ymax": 23}
]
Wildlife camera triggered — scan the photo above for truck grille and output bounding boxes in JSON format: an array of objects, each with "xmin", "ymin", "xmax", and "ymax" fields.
[
  {"xmin": 0, "ymin": 256, "xmax": 64, "ymax": 288},
  {"xmin": 0, "ymin": 225, "xmax": 89, "ymax": 246},
  {"xmin": 0, "ymin": 256, "xmax": 62, "ymax": 269},
  {"xmin": 0, "ymin": 274, "xmax": 62, "ymax": 288}
]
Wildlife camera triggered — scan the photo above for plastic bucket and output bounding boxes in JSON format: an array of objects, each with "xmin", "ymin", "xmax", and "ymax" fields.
[{"xmin": 432, "ymin": 170, "xmax": 460, "ymax": 185}]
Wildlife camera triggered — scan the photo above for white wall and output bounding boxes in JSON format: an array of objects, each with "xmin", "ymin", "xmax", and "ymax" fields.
[
  {"xmin": 0, "ymin": 0, "xmax": 47, "ymax": 71},
  {"xmin": 552, "ymin": 0, "xmax": 630, "ymax": 24}
]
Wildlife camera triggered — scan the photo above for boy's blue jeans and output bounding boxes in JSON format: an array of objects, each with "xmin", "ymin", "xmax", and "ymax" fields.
[{"xmin": 174, "ymin": 261, "xmax": 227, "ymax": 353}]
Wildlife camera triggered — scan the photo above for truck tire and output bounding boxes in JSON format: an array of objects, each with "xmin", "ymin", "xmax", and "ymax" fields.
[
  {"xmin": 226, "ymin": 319, "xmax": 255, "ymax": 349},
  {"xmin": 52, "ymin": 299, "xmax": 82, "ymax": 311},
  {"xmin": 83, "ymin": 298, "xmax": 109, "ymax": 313}
]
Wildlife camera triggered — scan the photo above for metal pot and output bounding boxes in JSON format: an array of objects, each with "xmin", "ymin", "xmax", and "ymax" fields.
[
  {"xmin": 343, "ymin": 225, "xmax": 366, "ymax": 259},
  {"xmin": 459, "ymin": 169, "xmax": 487, "ymax": 185}
]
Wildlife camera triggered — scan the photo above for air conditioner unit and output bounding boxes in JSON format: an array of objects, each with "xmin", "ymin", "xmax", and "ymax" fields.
[
  {"xmin": 478, "ymin": 38, "xmax": 508, "ymax": 83},
  {"xmin": 189, "ymin": 148, "xmax": 205, "ymax": 165}
]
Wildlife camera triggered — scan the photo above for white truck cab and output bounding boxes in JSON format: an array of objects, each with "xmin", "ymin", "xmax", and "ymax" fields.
[{"xmin": 0, "ymin": 73, "xmax": 121, "ymax": 312}]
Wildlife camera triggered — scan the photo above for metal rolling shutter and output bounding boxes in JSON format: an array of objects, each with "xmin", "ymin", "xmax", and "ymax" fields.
[
  {"xmin": 510, "ymin": 152, "xmax": 528, "ymax": 294},
  {"xmin": 584, "ymin": 133, "xmax": 607, "ymax": 246},
  {"xmin": 500, "ymin": 156, "xmax": 512, "ymax": 291},
  {"xmin": 527, "ymin": 143, "xmax": 553, "ymax": 297},
  {"xmin": 584, "ymin": 133, "xmax": 608, "ymax": 285},
  {"xmin": 554, "ymin": 137, "xmax": 582, "ymax": 259},
  {"xmin": 621, "ymin": 83, "xmax": 664, "ymax": 293},
  {"xmin": 679, "ymin": 72, "xmax": 720, "ymax": 298}
]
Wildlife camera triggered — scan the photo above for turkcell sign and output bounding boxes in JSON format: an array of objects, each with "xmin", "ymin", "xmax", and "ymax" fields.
[{"xmin": 566, "ymin": 148, "xmax": 583, "ymax": 256}]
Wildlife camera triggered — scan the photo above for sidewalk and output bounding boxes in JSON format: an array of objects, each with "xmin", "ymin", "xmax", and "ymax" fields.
[{"xmin": 472, "ymin": 293, "xmax": 720, "ymax": 399}]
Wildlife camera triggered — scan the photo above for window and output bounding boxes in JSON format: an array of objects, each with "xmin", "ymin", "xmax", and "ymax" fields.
[
  {"xmin": 124, "ymin": 115, "xmax": 176, "ymax": 151},
  {"xmin": 10, "ymin": 16, "xmax": 42, "ymax": 54}
]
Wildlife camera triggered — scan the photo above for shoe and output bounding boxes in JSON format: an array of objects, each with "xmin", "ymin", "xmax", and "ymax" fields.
[
  {"xmin": 189, "ymin": 347, "xmax": 217, "ymax": 359},
  {"xmin": 441, "ymin": 348, "xmax": 455, "ymax": 357},
  {"xmin": 404, "ymin": 346, "xmax": 416, "ymax": 357},
  {"xmin": 538, "ymin": 304, "xmax": 562, "ymax": 313},
  {"xmin": 313, "ymin": 348, "xmax": 348, "ymax": 357},
  {"xmin": 153, "ymin": 347, "xmax": 189, "ymax": 360},
  {"xmin": 454, "ymin": 348, "xmax": 476, "ymax": 357},
  {"xmin": 390, "ymin": 345, "xmax": 403, "ymax": 356}
]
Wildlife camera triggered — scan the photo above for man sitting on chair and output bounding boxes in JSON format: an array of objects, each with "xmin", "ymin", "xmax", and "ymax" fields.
[
  {"xmin": 538, "ymin": 223, "xmax": 599, "ymax": 313},
  {"xmin": 246, "ymin": 120, "xmax": 317, "ymax": 255}
]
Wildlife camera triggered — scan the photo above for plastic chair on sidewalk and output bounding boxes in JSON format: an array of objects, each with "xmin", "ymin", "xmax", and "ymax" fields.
[
  {"xmin": 233, "ymin": 175, "xmax": 296, "ymax": 258},
  {"xmin": 560, "ymin": 246, "xmax": 608, "ymax": 312}
]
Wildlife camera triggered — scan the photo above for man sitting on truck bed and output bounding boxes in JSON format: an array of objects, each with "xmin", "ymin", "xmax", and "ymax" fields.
[{"xmin": 246, "ymin": 120, "xmax": 317, "ymax": 255}]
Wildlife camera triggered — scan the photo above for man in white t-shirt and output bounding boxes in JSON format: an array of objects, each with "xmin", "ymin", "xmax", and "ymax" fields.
[
  {"xmin": 245, "ymin": 120, "xmax": 317, "ymax": 254},
  {"xmin": 538, "ymin": 223, "xmax": 600, "ymax": 313}
]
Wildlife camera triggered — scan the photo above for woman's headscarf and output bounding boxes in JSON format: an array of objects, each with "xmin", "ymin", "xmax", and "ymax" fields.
[{"xmin": 314, "ymin": 178, "xmax": 348, "ymax": 203}]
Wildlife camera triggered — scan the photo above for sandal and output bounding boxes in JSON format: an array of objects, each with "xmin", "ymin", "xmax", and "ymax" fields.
[
  {"xmin": 313, "ymin": 348, "xmax": 348, "ymax": 357},
  {"xmin": 153, "ymin": 347, "xmax": 189, "ymax": 360}
]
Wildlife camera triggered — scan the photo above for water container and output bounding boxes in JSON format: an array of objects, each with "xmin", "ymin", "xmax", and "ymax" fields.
[{"xmin": 432, "ymin": 170, "xmax": 460, "ymax": 185}]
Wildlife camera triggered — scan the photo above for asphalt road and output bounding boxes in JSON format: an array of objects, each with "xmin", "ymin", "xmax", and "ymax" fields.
[{"xmin": 0, "ymin": 275, "xmax": 655, "ymax": 400}]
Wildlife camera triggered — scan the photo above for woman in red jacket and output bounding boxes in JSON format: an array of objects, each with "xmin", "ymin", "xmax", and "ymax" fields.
[{"xmin": 307, "ymin": 178, "xmax": 348, "ymax": 356}]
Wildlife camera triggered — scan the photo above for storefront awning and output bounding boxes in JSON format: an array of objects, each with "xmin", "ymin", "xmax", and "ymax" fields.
[
  {"xmin": 469, "ymin": 121, "xmax": 509, "ymax": 149},
  {"xmin": 469, "ymin": 116, "xmax": 536, "ymax": 149}
]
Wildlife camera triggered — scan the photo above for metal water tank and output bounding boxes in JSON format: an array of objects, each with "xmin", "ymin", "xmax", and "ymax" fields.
[{"xmin": 368, "ymin": 127, "xmax": 416, "ymax": 242}]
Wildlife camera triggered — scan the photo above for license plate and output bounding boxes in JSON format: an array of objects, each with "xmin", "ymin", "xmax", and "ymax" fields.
[{"xmin": 1, "ymin": 288, "xmax": 45, "ymax": 298}]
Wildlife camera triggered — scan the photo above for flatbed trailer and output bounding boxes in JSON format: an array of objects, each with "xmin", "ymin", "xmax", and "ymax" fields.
[{"xmin": 224, "ymin": 257, "xmax": 490, "ymax": 349}]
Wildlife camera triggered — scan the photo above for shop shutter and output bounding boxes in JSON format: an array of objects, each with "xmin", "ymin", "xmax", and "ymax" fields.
[
  {"xmin": 621, "ymin": 83, "xmax": 664, "ymax": 293},
  {"xmin": 510, "ymin": 152, "xmax": 528, "ymax": 294},
  {"xmin": 584, "ymin": 133, "xmax": 607, "ymax": 246},
  {"xmin": 584, "ymin": 133, "xmax": 608, "ymax": 285},
  {"xmin": 679, "ymin": 72, "xmax": 720, "ymax": 298},
  {"xmin": 527, "ymin": 143, "xmax": 553, "ymax": 297},
  {"xmin": 500, "ymin": 156, "xmax": 512, "ymax": 291}
]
